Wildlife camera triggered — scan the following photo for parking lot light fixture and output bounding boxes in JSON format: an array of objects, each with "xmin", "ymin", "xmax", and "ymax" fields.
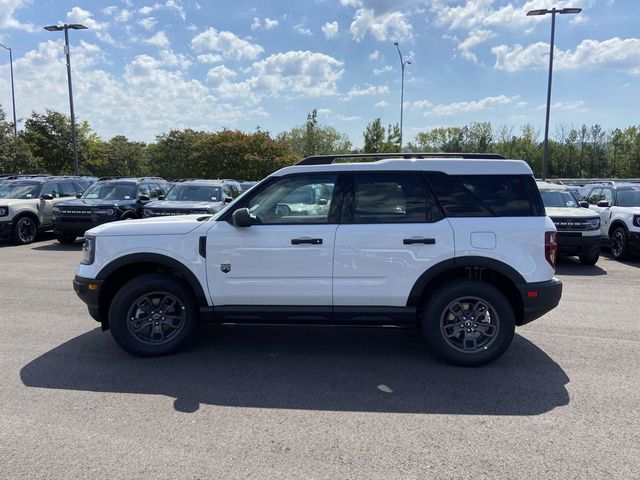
[
  {"xmin": 527, "ymin": 7, "xmax": 582, "ymax": 180},
  {"xmin": 394, "ymin": 42, "xmax": 411, "ymax": 151},
  {"xmin": 0, "ymin": 43, "xmax": 17, "ymax": 139},
  {"xmin": 43, "ymin": 23, "xmax": 88, "ymax": 176}
]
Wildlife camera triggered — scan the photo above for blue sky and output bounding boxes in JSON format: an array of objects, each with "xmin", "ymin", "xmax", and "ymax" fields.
[{"xmin": 0, "ymin": 0, "xmax": 638, "ymax": 147}]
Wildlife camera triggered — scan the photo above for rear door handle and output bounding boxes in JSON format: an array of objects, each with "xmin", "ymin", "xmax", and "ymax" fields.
[
  {"xmin": 291, "ymin": 238, "xmax": 323, "ymax": 245},
  {"xmin": 403, "ymin": 238, "xmax": 436, "ymax": 245}
]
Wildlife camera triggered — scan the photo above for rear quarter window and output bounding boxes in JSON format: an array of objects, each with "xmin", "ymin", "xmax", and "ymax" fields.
[{"xmin": 424, "ymin": 173, "xmax": 542, "ymax": 217}]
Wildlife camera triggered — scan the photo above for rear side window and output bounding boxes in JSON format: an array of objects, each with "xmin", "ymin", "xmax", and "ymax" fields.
[
  {"xmin": 425, "ymin": 173, "xmax": 540, "ymax": 217},
  {"xmin": 59, "ymin": 182, "xmax": 77, "ymax": 197},
  {"xmin": 351, "ymin": 172, "xmax": 444, "ymax": 223}
]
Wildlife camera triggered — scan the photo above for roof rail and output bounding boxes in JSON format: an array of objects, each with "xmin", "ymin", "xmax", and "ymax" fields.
[
  {"xmin": 4, "ymin": 173, "xmax": 51, "ymax": 179},
  {"xmin": 295, "ymin": 152, "xmax": 507, "ymax": 165}
]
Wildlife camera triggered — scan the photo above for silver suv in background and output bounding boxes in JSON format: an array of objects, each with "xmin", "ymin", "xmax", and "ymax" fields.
[{"xmin": 143, "ymin": 179, "xmax": 242, "ymax": 217}]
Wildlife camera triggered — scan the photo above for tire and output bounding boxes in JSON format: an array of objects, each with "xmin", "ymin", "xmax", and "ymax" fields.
[
  {"xmin": 579, "ymin": 252, "xmax": 600, "ymax": 265},
  {"xmin": 610, "ymin": 227, "xmax": 629, "ymax": 261},
  {"xmin": 108, "ymin": 273, "xmax": 198, "ymax": 356},
  {"xmin": 12, "ymin": 216, "xmax": 38, "ymax": 245},
  {"xmin": 421, "ymin": 280, "xmax": 515, "ymax": 367},
  {"xmin": 56, "ymin": 234, "xmax": 77, "ymax": 244}
]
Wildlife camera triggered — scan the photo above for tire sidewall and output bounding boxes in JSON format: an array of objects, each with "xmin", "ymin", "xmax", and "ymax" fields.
[
  {"xmin": 421, "ymin": 280, "xmax": 515, "ymax": 367},
  {"xmin": 13, "ymin": 216, "xmax": 37, "ymax": 245},
  {"xmin": 611, "ymin": 227, "xmax": 628, "ymax": 260},
  {"xmin": 579, "ymin": 252, "xmax": 599, "ymax": 265},
  {"xmin": 109, "ymin": 273, "xmax": 198, "ymax": 356}
]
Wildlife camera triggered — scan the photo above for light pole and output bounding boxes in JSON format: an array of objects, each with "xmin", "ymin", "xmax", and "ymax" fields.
[
  {"xmin": 394, "ymin": 42, "xmax": 411, "ymax": 151},
  {"xmin": 527, "ymin": 7, "xmax": 581, "ymax": 180},
  {"xmin": 0, "ymin": 43, "xmax": 17, "ymax": 139},
  {"xmin": 44, "ymin": 23, "xmax": 87, "ymax": 175}
]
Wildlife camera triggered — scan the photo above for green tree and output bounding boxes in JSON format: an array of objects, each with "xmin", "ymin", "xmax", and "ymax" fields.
[
  {"xmin": 0, "ymin": 105, "xmax": 35, "ymax": 173},
  {"xmin": 278, "ymin": 110, "xmax": 352, "ymax": 157},
  {"xmin": 147, "ymin": 129, "xmax": 208, "ymax": 180},
  {"xmin": 363, "ymin": 118, "xmax": 385, "ymax": 153}
]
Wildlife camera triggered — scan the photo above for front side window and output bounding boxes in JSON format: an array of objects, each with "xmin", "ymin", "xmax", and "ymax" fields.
[
  {"xmin": 540, "ymin": 189, "xmax": 578, "ymax": 208},
  {"xmin": 137, "ymin": 184, "xmax": 151, "ymax": 197},
  {"xmin": 600, "ymin": 189, "xmax": 614, "ymax": 205},
  {"xmin": 247, "ymin": 174, "xmax": 337, "ymax": 224},
  {"xmin": 82, "ymin": 183, "xmax": 137, "ymax": 200},
  {"xmin": 352, "ymin": 172, "xmax": 442, "ymax": 223},
  {"xmin": 587, "ymin": 189, "xmax": 602, "ymax": 205}
]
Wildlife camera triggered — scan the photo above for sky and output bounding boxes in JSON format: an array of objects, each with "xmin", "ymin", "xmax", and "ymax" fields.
[{"xmin": 0, "ymin": 0, "xmax": 638, "ymax": 147}]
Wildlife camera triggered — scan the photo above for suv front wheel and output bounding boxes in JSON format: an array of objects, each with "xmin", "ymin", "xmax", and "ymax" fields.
[
  {"xmin": 109, "ymin": 273, "xmax": 198, "ymax": 356},
  {"xmin": 610, "ymin": 227, "xmax": 629, "ymax": 260},
  {"xmin": 421, "ymin": 280, "xmax": 515, "ymax": 367}
]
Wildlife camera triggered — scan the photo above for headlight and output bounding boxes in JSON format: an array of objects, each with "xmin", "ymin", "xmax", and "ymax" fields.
[
  {"xmin": 81, "ymin": 236, "xmax": 95, "ymax": 265},
  {"xmin": 94, "ymin": 208, "xmax": 116, "ymax": 216},
  {"xmin": 52, "ymin": 206, "xmax": 60, "ymax": 214},
  {"xmin": 634, "ymin": 215, "xmax": 640, "ymax": 228},
  {"xmin": 585, "ymin": 217, "xmax": 601, "ymax": 230},
  {"xmin": 0, "ymin": 206, "xmax": 7, "ymax": 217}
]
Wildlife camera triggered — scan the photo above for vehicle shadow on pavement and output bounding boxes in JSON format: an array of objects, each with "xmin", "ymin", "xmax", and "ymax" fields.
[
  {"xmin": 31, "ymin": 241, "xmax": 84, "ymax": 251},
  {"xmin": 20, "ymin": 325, "xmax": 570, "ymax": 416},
  {"xmin": 556, "ymin": 258, "xmax": 607, "ymax": 276},
  {"xmin": 600, "ymin": 252, "xmax": 640, "ymax": 268}
]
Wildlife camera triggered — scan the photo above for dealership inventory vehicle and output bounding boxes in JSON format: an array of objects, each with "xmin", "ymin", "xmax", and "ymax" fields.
[
  {"xmin": 0, "ymin": 176, "xmax": 89, "ymax": 244},
  {"xmin": 143, "ymin": 179, "xmax": 241, "ymax": 217},
  {"xmin": 583, "ymin": 182, "xmax": 640, "ymax": 260},
  {"xmin": 537, "ymin": 181, "xmax": 601, "ymax": 265},
  {"xmin": 74, "ymin": 153, "xmax": 562, "ymax": 367},
  {"xmin": 53, "ymin": 177, "xmax": 168, "ymax": 244}
]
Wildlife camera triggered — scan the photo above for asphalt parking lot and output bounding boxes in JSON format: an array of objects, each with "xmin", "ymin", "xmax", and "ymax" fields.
[{"xmin": 1, "ymin": 236, "xmax": 639, "ymax": 479}]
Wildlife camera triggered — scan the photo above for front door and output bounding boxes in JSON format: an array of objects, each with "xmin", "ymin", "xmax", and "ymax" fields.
[{"xmin": 206, "ymin": 173, "xmax": 339, "ymax": 310}]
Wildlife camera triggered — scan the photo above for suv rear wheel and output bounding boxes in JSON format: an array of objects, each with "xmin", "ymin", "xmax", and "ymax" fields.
[
  {"xmin": 421, "ymin": 280, "xmax": 515, "ymax": 367},
  {"xmin": 610, "ymin": 227, "xmax": 629, "ymax": 260},
  {"xmin": 579, "ymin": 252, "xmax": 600, "ymax": 265},
  {"xmin": 109, "ymin": 273, "xmax": 198, "ymax": 356}
]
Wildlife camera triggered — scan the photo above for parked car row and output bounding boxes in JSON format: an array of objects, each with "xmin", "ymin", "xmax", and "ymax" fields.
[{"xmin": 0, "ymin": 175, "xmax": 254, "ymax": 245}]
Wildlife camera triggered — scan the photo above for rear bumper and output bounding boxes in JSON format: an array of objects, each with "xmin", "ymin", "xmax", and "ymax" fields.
[
  {"xmin": 516, "ymin": 278, "xmax": 563, "ymax": 326},
  {"xmin": 73, "ymin": 275, "xmax": 103, "ymax": 323},
  {"xmin": 557, "ymin": 232, "xmax": 600, "ymax": 257}
]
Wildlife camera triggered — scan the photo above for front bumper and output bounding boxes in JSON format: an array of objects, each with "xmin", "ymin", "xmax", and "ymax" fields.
[
  {"xmin": 557, "ymin": 232, "xmax": 600, "ymax": 257},
  {"xmin": 73, "ymin": 275, "xmax": 103, "ymax": 323},
  {"xmin": 627, "ymin": 230, "xmax": 640, "ymax": 255},
  {"xmin": 53, "ymin": 216, "xmax": 118, "ymax": 236},
  {"xmin": 0, "ymin": 220, "xmax": 13, "ymax": 240},
  {"xmin": 516, "ymin": 278, "xmax": 563, "ymax": 326}
]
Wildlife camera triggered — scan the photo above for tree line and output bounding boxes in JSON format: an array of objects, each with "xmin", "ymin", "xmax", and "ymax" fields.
[{"xmin": 1, "ymin": 105, "xmax": 639, "ymax": 179}]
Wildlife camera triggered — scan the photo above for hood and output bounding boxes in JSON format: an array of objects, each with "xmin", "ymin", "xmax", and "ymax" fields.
[
  {"xmin": 56, "ymin": 198, "xmax": 135, "ymax": 208},
  {"xmin": 546, "ymin": 207, "xmax": 599, "ymax": 218},
  {"xmin": 615, "ymin": 206, "xmax": 640, "ymax": 214},
  {"xmin": 0, "ymin": 198, "xmax": 38, "ymax": 207},
  {"xmin": 145, "ymin": 200, "xmax": 222, "ymax": 210},
  {"xmin": 86, "ymin": 214, "xmax": 210, "ymax": 236}
]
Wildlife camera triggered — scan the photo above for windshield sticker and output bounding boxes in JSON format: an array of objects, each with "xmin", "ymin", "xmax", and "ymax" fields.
[
  {"xmin": 124, "ymin": 196, "xmax": 131, "ymax": 199},
  {"xmin": 26, "ymin": 194, "xmax": 33, "ymax": 198}
]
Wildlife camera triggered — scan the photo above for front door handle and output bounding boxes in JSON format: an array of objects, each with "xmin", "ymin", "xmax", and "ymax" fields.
[
  {"xmin": 403, "ymin": 238, "xmax": 436, "ymax": 245},
  {"xmin": 291, "ymin": 238, "xmax": 323, "ymax": 245}
]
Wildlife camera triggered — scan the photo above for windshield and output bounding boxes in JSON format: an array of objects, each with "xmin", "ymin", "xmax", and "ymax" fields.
[
  {"xmin": 82, "ymin": 183, "xmax": 137, "ymax": 200},
  {"xmin": 540, "ymin": 189, "xmax": 578, "ymax": 208},
  {"xmin": 617, "ymin": 188, "xmax": 640, "ymax": 207},
  {"xmin": 165, "ymin": 185, "xmax": 222, "ymax": 202},
  {"xmin": 0, "ymin": 182, "xmax": 41, "ymax": 199}
]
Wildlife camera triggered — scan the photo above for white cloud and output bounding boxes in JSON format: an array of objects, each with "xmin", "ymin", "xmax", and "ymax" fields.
[
  {"xmin": 337, "ymin": 114, "xmax": 362, "ymax": 121},
  {"xmin": 373, "ymin": 65, "xmax": 392, "ymax": 75},
  {"xmin": 294, "ymin": 24, "xmax": 313, "ymax": 36},
  {"xmin": 0, "ymin": 0, "xmax": 36, "ymax": 32},
  {"xmin": 143, "ymin": 31, "xmax": 171, "ymax": 48},
  {"xmin": 138, "ymin": 16, "xmax": 158, "ymax": 30},
  {"xmin": 138, "ymin": 0, "xmax": 186, "ymax": 20},
  {"xmin": 374, "ymin": 100, "xmax": 388, "ymax": 107},
  {"xmin": 206, "ymin": 65, "xmax": 237, "ymax": 84},
  {"xmin": 349, "ymin": 8, "xmax": 413, "ymax": 42},
  {"xmin": 412, "ymin": 99, "xmax": 432, "ymax": 109},
  {"xmin": 492, "ymin": 37, "xmax": 640, "ymax": 75},
  {"xmin": 536, "ymin": 100, "xmax": 587, "ymax": 111},
  {"xmin": 102, "ymin": 6, "xmax": 118, "ymax": 16},
  {"xmin": 196, "ymin": 53, "xmax": 223, "ymax": 64},
  {"xmin": 252, "ymin": 17, "xmax": 279, "ymax": 31},
  {"xmin": 158, "ymin": 48, "xmax": 191, "ymax": 70},
  {"xmin": 457, "ymin": 28, "xmax": 494, "ymax": 63},
  {"xmin": 250, "ymin": 17, "xmax": 261, "ymax": 31},
  {"xmin": 322, "ymin": 21, "xmax": 339, "ymax": 39},
  {"xmin": 344, "ymin": 84, "xmax": 390, "ymax": 100},
  {"xmin": 66, "ymin": 7, "xmax": 107, "ymax": 31},
  {"xmin": 191, "ymin": 27, "xmax": 264, "ymax": 61},
  {"xmin": 115, "ymin": 9, "xmax": 132, "ymax": 22},
  {"xmin": 369, "ymin": 50, "xmax": 380, "ymax": 60},
  {"xmin": 424, "ymin": 95, "xmax": 515, "ymax": 116}
]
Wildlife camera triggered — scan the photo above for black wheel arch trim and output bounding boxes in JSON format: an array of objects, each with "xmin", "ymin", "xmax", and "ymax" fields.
[
  {"xmin": 608, "ymin": 219, "xmax": 628, "ymax": 237},
  {"xmin": 96, "ymin": 253, "xmax": 208, "ymax": 305},
  {"xmin": 406, "ymin": 256, "xmax": 526, "ymax": 307}
]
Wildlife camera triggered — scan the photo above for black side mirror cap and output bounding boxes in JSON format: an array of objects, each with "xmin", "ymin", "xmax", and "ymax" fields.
[
  {"xmin": 41, "ymin": 194, "xmax": 54, "ymax": 200},
  {"xmin": 158, "ymin": 195, "xmax": 165, "ymax": 200},
  {"xmin": 597, "ymin": 200, "xmax": 610, "ymax": 208},
  {"xmin": 76, "ymin": 193, "xmax": 82, "ymax": 199},
  {"xmin": 224, "ymin": 196, "xmax": 234, "ymax": 203},
  {"xmin": 579, "ymin": 200, "xmax": 589, "ymax": 208},
  {"xmin": 317, "ymin": 198, "xmax": 328, "ymax": 206},
  {"xmin": 138, "ymin": 195, "xmax": 150, "ymax": 201},
  {"xmin": 232, "ymin": 208, "xmax": 252, "ymax": 227}
]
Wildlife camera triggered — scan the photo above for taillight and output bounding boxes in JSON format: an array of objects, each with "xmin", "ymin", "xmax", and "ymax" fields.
[{"xmin": 545, "ymin": 231, "xmax": 558, "ymax": 269}]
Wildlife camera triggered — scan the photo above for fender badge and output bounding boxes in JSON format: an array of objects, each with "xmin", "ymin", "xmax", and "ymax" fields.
[{"xmin": 220, "ymin": 264, "xmax": 231, "ymax": 273}]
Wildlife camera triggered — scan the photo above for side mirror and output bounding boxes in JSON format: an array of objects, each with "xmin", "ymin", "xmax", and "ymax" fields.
[
  {"xmin": 76, "ymin": 193, "xmax": 82, "ymax": 199},
  {"xmin": 317, "ymin": 198, "xmax": 328, "ymax": 206},
  {"xmin": 232, "ymin": 208, "xmax": 252, "ymax": 227},
  {"xmin": 41, "ymin": 194, "xmax": 54, "ymax": 200},
  {"xmin": 579, "ymin": 200, "xmax": 589, "ymax": 208},
  {"xmin": 597, "ymin": 200, "xmax": 610, "ymax": 208},
  {"xmin": 224, "ymin": 196, "xmax": 234, "ymax": 203},
  {"xmin": 158, "ymin": 195, "xmax": 165, "ymax": 200},
  {"xmin": 138, "ymin": 195, "xmax": 150, "ymax": 202}
]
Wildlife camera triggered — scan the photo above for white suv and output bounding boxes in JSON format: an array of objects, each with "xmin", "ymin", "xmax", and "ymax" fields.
[
  {"xmin": 73, "ymin": 153, "xmax": 562, "ymax": 366},
  {"xmin": 582, "ymin": 182, "xmax": 640, "ymax": 260}
]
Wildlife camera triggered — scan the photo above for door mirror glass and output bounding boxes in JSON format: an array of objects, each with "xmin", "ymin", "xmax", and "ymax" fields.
[
  {"xmin": 579, "ymin": 200, "xmax": 589, "ymax": 208},
  {"xmin": 597, "ymin": 200, "xmax": 610, "ymax": 208},
  {"xmin": 232, "ymin": 208, "xmax": 252, "ymax": 227},
  {"xmin": 41, "ymin": 194, "xmax": 54, "ymax": 200}
]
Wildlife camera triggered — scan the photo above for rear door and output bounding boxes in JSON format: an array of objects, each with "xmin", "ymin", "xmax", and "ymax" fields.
[{"xmin": 332, "ymin": 171, "xmax": 455, "ymax": 311}]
